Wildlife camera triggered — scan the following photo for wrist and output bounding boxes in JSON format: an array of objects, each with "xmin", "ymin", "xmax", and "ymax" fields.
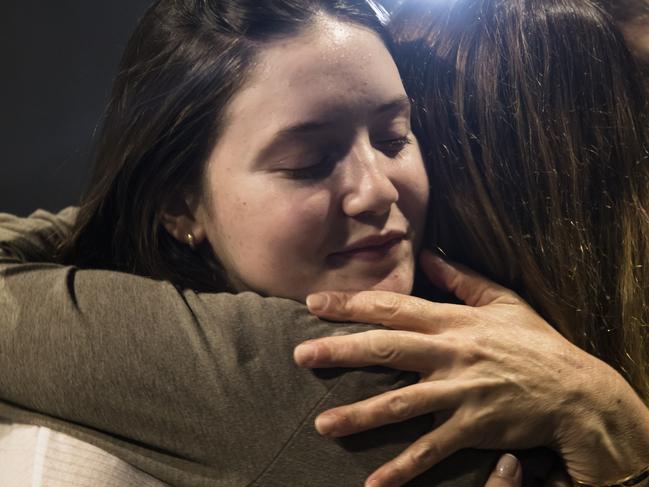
[{"xmin": 554, "ymin": 353, "xmax": 649, "ymax": 484}]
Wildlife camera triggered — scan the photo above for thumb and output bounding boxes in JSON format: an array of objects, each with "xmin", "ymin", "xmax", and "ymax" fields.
[
  {"xmin": 483, "ymin": 454, "xmax": 522, "ymax": 487},
  {"xmin": 419, "ymin": 250, "xmax": 520, "ymax": 307}
]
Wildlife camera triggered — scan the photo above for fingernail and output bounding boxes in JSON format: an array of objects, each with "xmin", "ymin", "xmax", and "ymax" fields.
[
  {"xmin": 315, "ymin": 413, "xmax": 337, "ymax": 436},
  {"xmin": 496, "ymin": 453, "xmax": 519, "ymax": 478},
  {"xmin": 294, "ymin": 344, "xmax": 316, "ymax": 366},
  {"xmin": 306, "ymin": 293, "xmax": 329, "ymax": 312}
]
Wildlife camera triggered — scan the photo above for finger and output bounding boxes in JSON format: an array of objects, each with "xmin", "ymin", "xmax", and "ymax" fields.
[
  {"xmin": 484, "ymin": 454, "xmax": 522, "ymax": 487},
  {"xmin": 294, "ymin": 329, "xmax": 445, "ymax": 370},
  {"xmin": 314, "ymin": 381, "xmax": 462, "ymax": 437},
  {"xmin": 419, "ymin": 250, "xmax": 521, "ymax": 307},
  {"xmin": 306, "ymin": 289, "xmax": 461, "ymax": 333},
  {"xmin": 364, "ymin": 418, "xmax": 466, "ymax": 487}
]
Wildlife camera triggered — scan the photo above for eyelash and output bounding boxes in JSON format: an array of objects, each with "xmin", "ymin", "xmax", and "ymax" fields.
[
  {"xmin": 283, "ymin": 136, "xmax": 413, "ymax": 181},
  {"xmin": 376, "ymin": 135, "xmax": 412, "ymax": 157},
  {"xmin": 283, "ymin": 157, "xmax": 336, "ymax": 180}
]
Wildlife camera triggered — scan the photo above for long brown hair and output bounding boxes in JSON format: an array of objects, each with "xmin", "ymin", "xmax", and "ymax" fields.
[
  {"xmin": 62, "ymin": 0, "xmax": 389, "ymax": 292},
  {"xmin": 392, "ymin": 0, "xmax": 649, "ymax": 401}
]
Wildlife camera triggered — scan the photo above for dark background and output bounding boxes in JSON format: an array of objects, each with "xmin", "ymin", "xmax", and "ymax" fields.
[
  {"xmin": 0, "ymin": 0, "xmax": 402, "ymax": 216},
  {"xmin": 0, "ymin": 1, "xmax": 152, "ymax": 215}
]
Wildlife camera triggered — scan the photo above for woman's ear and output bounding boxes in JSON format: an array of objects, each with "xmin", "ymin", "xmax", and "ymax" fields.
[{"xmin": 160, "ymin": 195, "xmax": 207, "ymax": 248}]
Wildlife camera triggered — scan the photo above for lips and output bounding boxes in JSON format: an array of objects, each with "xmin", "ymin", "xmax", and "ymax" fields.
[{"xmin": 331, "ymin": 231, "xmax": 406, "ymax": 261}]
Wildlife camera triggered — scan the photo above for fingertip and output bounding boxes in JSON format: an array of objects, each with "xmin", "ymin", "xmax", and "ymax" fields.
[
  {"xmin": 418, "ymin": 248, "xmax": 436, "ymax": 266},
  {"xmin": 314, "ymin": 413, "xmax": 338, "ymax": 436},
  {"xmin": 495, "ymin": 453, "xmax": 520, "ymax": 479},
  {"xmin": 293, "ymin": 343, "xmax": 316, "ymax": 367},
  {"xmin": 419, "ymin": 248, "xmax": 436, "ymax": 260},
  {"xmin": 366, "ymin": 453, "xmax": 421, "ymax": 487},
  {"xmin": 306, "ymin": 293, "xmax": 329, "ymax": 313},
  {"xmin": 365, "ymin": 469, "xmax": 392, "ymax": 487},
  {"xmin": 421, "ymin": 251, "xmax": 453, "ymax": 270},
  {"xmin": 419, "ymin": 252, "xmax": 453, "ymax": 290},
  {"xmin": 484, "ymin": 454, "xmax": 521, "ymax": 487}
]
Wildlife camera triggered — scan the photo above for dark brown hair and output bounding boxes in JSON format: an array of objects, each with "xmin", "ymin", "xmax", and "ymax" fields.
[
  {"xmin": 391, "ymin": 0, "xmax": 649, "ymax": 401},
  {"xmin": 63, "ymin": 0, "xmax": 389, "ymax": 292}
]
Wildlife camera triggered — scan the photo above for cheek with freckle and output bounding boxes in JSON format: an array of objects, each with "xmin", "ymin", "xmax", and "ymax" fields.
[
  {"xmin": 274, "ymin": 189, "xmax": 332, "ymax": 241},
  {"xmin": 269, "ymin": 205, "xmax": 328, "ymax": 256}
]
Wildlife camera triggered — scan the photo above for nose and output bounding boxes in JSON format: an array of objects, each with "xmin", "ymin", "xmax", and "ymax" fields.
[{"xmin": 341, "ymin": 140, "xmax": 399, "ymax": 218}]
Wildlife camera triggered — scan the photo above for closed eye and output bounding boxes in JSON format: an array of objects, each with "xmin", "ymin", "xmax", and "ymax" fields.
[
  {"xmin": 281, "ymin": 156, "xmax": 337, "ymax": 181},
  {"xmin": 374, "ymin": 136, "xmax": 412, "ymax": 157}
]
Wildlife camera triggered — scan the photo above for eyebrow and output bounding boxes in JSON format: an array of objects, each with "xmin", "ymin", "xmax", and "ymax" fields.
[
  {"xmin": 275, "ymin": 95, "xmax": 412, "ymax": 138},
  {"xmin": 374, "ymin": 95, "xmax": 412, "ymax": 117},
  {"xmin": 252, "ymin": 96, "xmax": 412, "ymax": 168}
]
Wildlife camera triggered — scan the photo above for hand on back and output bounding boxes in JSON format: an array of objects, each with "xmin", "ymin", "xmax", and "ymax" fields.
[{"xmin": 295, "ymin": 250, "xmax": 649, "ymax": 486}]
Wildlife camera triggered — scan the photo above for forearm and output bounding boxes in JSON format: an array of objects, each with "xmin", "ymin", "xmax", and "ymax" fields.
[
  {"xmin": 0, "ymin": 259, "xmax": 372, "ymax": 483},
  {"xmin": 0, "ymin": 260, "xmax": 334, "ymax": 443},
  {"xmin": 0, "ymin": 259, "xmax": 502, "ymax": 486}
]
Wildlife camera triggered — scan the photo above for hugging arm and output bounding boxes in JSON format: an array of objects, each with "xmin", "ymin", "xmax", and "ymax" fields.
[
  {"xmin": 0, "ymin": 209, "xmax": 506, "ymax": 487},
  {"xmin": 0, "ymin": 207, "xmax": 77, "ymax": 261}
]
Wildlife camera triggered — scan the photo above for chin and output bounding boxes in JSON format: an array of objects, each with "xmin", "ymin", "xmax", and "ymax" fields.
[
  {"xmin": 368, "ymin": 279, "xmax": 413, "ymax": 295},
  {"xmin": 373, "ymin": 263, "xmax": 415, "ymax": 295},
  {"xmin": 342, "ymin": 271, "xmax": 414, "ymax": 296},
  {"xmin": 302, "ymin": 265, "xmax": 415, "ymax": 299}
]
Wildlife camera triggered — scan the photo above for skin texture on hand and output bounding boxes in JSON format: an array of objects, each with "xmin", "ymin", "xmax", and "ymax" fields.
[{"xmin": 294, "ymin": 250, "xmax": 649, "ymax": 487}]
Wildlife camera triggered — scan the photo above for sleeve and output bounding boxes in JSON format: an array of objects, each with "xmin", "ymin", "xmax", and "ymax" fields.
[
  {"xmin": 0, "ymin": 211, "xmax": 505, "ymax": 486},
  {"xmin": 0, "ymin": 207, "xmax": 77, "ymax": 261}
]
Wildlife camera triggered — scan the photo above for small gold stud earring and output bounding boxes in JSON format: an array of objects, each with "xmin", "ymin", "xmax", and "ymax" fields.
[{"xmin": 186, "ymin": 233, "xmax": 196, "ymax": 250}]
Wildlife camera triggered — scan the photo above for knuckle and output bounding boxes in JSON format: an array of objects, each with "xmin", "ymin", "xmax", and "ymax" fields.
[
  {"xmin": 448, "ymin": 272, "xmax": 464, "ymax": 294},
  {"xmin": 453, "ymin": 409, "xmax": 486, "ymax": 448},
  {"xmin": 386, "ymin": 393, "xmax": 413, "ymax": 420},
  {"xmin": 368, "ymin": 336, "xmax": 399, "ymax": 363},
  {"xmin": 328, "ymin": 293, "xmax": 351, "ymax": 315},
  {"xmin": 497, "ymin": 289, "xmax": 524, "ymax": 306},
  {"xmin": 410, "ymin": 440, "xmax": 442, "ymax": 470},
  {"xmin": 454, "ymin": 415, "xmax": 474, "ymax": 438},
  {"xmin": 437, "ymin": 334, "xmax": 462, "ymax": 360},
  {"xmin": 508, "ymin": 292, "xmax": 524, "ymax": 305},
  {"xmin": 447, "ymin": 307, "xmax": 478, "ymax": 330},
  {"xmin": 373, "ymin": 293, "xmax": 401, "ymax": 320},
  {"xmin": 460, "ymin": 306, "xmax": 481, "ymax": 325},
  {"xmin": 459, "ymin": 342, "xmax": 489, "ymax": 366},
  {"xmin": 472, "ymin": 284, "xmax": 494, "ymax": 306}
]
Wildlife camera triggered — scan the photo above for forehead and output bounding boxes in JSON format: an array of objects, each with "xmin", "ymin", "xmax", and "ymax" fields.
[{"xmin": 221, "ymin": 18, "xmax": 406, "ymax": 141}]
